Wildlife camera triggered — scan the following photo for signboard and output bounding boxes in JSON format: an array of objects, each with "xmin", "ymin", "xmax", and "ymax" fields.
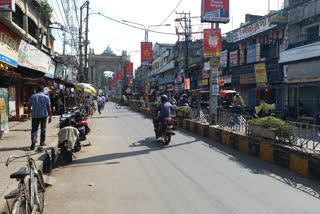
[
  {"xmin": 117, "ymin": 70, "xmax": 123, "ymax": 80},
  {"xmin": 18, "ymin": 40, "xmax": 51, "ymax": 73},
  {"xmin": 201, "ymin": 0, "xmax": 229, "ymax": 23},
  {"xmin": 218, "ymin": 75, "xmax": 231, "ymax": 84},
  {"xmin": 229, "ymin": 50, "xmax": 238, "ymax": 67},
  {"xmin": 271, "ymin": 11, "xmax": 288, "ymax": 24},
  {"xmin": 184, "ymin": 78, "xmax": 190, "ymax": 90},
  {"xmin": 212, "ymin": 85, "xmax": 219, "ymax": 96},
  {"xmin": 167, "ymin": 83, "xmax": 173, "ymax": 91},
  {"xmin": 204, "ymin": 29, "xmax": 221, "ymax": 57},
  {"xmin": 0, "ymin": 23, "xmax": 20, "ymax": 67},
  {"xmin": 202, "ymin": 70, "xmax": 209, "ymax": 79},
  {"xmin": 202, "ymin": 79, "xmax": 209, "ymax": 86},
  {"xmin": 247, "ymin": 44, "xmax": 257, "ymax": 64},
  {"xmin": 128, "ymin": 78, "xmax": 133, "ymax": 86},
  {"xmin": 125, "ymin": 62, "xmax": 133, "ymax": 77},
  {"xmin": 45, "ymin": 59, "xmax": 56, "ymax": 79},
  {"xmin": 141, "ymin": 42, "xmax": 153, "ymax": 65},
  {"xmin": 220, "ymin": 50, "xmax": 228, "ymax": 67},
  {"xmin": 0, "ymin": 0, "xmax": 15, "ymax": 12},
  {"xmin": 254, "ymin": 63, "xmax": 267, "ymax": 83},
  {"xmin": 227, "ymin": 17, "xmax": 276, "ymax": 43}
]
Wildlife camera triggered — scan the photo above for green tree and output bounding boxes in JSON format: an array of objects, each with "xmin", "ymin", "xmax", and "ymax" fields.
[{"xmin": 100, "ymin": 73, "xmax": 109, "ymax": 93}]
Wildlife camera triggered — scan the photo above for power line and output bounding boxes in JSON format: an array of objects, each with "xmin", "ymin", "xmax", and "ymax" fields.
[
  {"xmin": 150, "ymin": 0, "xmax": 183, "ymax": 31},
  {"xmin": 73, "ymin": 0, "xmax": 80, "ymax": 28},
  {"xmin": 59, "ymin": 0, "xmax": 79, "ymax": 54},
  {"xmin": 92, "ymin": 11, "xmax": 177, "ymax": 36}
]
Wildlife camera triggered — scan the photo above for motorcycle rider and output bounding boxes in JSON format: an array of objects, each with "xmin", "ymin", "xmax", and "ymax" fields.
[{"xmin": 153, "ymin": 95, "xmax": 174, "ymax": 130}]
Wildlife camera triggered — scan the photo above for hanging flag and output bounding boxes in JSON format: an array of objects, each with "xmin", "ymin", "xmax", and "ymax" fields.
[
  {"xmin": 141, "ymin": 42, "xmax": 153, "ymax": 65},
  {"xmin": 203, "ymin": 28, "xmax": 221, "ymax": 57},
  {"xmin": 117, "ymin": 70, "xmax": 123, "ymax": 79},
  {"xmin": 128, "ymin": 78, "xmax": 133, "ymax": 86},
  {"xmin": 125, "ymin": 62, "xmax": 133, "ymax": 77}
]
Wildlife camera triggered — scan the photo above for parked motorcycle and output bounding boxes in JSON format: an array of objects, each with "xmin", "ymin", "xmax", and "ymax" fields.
[
  {"xmin": 57, "ymin": 126, "xmax": 81, "ymax": 162},
  {"xmin": 59, "ymin": 107, "xmax": 90, "ymax": 141},
  {"xmin": 155, "ymin": 118, "xmax": 175, "ymax": 145}
]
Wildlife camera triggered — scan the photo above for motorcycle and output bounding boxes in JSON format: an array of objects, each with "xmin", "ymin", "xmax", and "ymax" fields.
[
  {"xmin": 59, "ymin": 107, "xmax": 90, "ymax": 141},
  {"xmin": 57, "ymin": 126, "xmax": 81, "ymax": 163},
  {"xmin": 155, "ymin": 117, "xmax": 175, "ymax": 145}
]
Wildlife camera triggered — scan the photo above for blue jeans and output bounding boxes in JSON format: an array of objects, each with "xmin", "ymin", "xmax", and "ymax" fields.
[{"xmin": 31, "ymin": 117, "xmax": 47, "ymax": 145}]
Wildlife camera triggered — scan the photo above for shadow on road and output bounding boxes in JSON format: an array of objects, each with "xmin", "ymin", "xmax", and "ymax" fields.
[
  {"xmin": 71, "ymin": 138, "xmax": 197, "ymax": 166},
  {"xmin": 181, "ymin": 130, "xmax": 320, "ymax": 200},
  {"xmin": 0, "ymin": 146, "xmax": 30, "ymax": 152}
]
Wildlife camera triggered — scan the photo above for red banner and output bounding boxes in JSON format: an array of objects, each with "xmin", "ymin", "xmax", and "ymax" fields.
[
  {"xmin": 141, "ymin": 42, "xmax": 153, "ymax": 65},
  {"xmin": 202, "ymin": 0, "xmax": 229, "ymax": 23},
  {"xmin": 125, "ymin": 62, "xmax": 133, "ymax": 77},
  {"xmin": 117, "ymin": 70, "xmax": 123, "ymax": 80},
  {"xmin": 128, "ymin": 78, "xmax": 133, "ymax": 86},
  {"xmin": 204, "ymin": 29, "xmax": 221, "ymax": 57},
  {"xmin": 0, "ymin": 0, "xmax": 15, "ymax": 12}
]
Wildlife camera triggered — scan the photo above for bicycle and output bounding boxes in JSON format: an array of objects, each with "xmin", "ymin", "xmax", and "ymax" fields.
[{"xmin": 5, "ymin": 148, "xmax": 47, "ymax": 214}]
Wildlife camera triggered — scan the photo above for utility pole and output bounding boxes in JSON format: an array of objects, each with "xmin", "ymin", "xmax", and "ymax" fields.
[
  {"xmin": 78, "ymin": 3, "xmax": 83, "ymax": 82},
  {"xmin": 79, "ymin": 1, "xmax": 89, "ymax": 83},
  {"xmin": 84, "ymin": 1, "xmax": 90, "ymax": 82},
  {"xmin": 62, "ymin": 32, "xmax": 66, "ymax": 55}
]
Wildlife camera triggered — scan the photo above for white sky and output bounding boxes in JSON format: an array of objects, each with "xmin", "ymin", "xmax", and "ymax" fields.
[{"xmin": 52, "ymin": 0, "xmax": 284, "ymax": 71}]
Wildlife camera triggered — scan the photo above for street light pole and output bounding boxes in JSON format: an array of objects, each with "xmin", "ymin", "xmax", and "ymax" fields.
[{"xmin": 122, "ymin": 20, "xmax": 170, "ymax": 42}]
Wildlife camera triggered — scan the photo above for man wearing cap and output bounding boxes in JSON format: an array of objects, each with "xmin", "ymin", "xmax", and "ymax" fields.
[{"xmin": 28, "ymin": 86, "xmax": 52, "ymax": 150}]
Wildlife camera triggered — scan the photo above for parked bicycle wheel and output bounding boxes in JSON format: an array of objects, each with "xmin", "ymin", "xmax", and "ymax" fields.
[{"xmin": 36, "ymin": 170, "xmax": 46, "ymax": 214}]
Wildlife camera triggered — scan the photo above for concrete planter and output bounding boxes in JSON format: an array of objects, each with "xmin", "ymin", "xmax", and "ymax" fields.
[{"xmin": 248, "ymin": 125, "xmax": 276, "ymax": 140}]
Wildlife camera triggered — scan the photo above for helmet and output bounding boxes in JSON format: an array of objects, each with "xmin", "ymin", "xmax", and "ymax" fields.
[{"xmin": 161, "ymin": 95, "xmax": 168, "ymax": 103}]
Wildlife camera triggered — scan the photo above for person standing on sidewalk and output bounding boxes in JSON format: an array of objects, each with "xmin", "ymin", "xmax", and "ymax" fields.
[{"xmin": 28, "ymin": 86, "xmax": 52, "ymax": 150}]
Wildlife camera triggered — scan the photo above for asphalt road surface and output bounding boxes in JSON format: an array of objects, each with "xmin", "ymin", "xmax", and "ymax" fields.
[{"xmin": 46, "ymin": 103, "xmax": 320, "ymax": 214}]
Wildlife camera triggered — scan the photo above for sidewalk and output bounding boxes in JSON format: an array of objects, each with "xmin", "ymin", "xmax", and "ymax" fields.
[{"xmin": 0, "ymin": 116, "xmax": 60, "ymax": 211}]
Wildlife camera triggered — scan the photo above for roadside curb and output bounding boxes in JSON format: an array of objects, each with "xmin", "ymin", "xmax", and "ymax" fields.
[{"xmin": 133, "ymin": 105, "xmax": 320, "ymax": 181}]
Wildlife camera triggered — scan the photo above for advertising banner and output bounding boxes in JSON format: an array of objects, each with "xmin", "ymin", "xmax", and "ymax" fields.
[
  {"xmin": 229, "ymin": 50, "xmax": 238, "ymax": 67},
  {"xmin": 18, "ymin": 40, "xmax": 51, "ymax": 73},
  {"xmin": 204, "ymin": 28, "xmax": 221, "ymax": 57},
  {"xmin": 254, "ymin": 63, "xmax": 267, "ymax": 83},
  {"xmin": 247, "ymin": 44, "xmax": 257, "ymax": 64},
  {"xmin": 141, "ymin": 42, "xmax": 153, "ymax": 65},
  {"xmin": 201, "ymin": 0, "xmax": 229, "ymax": 23},
  {"xmin": 0, "ymin": 23, "xmax": 20, "ymax": 67},
  {"xmin": 0, "ymin": 0, "xmax": 15, "ymax": 12},
  {"xmin": 202, "ymin": 70, "xmax": 209, "ymax": 79},
  {"xmin": 128, "ymin": 78, "xmax": 133, "ymax": 86},
  {"xmin": 220, "ymin": 50, "xmax": 228, "ymax": 67},
  {"xmin": 167, "ymin": 83, "xmax": 173, "ymax": 91},
  {"xmin": 117, "ymin": 70, "xmax": 123, "ymax": 80},
  {"xmin": 184, "ymin": 78, "xmax": 190, "ymax": 90},
  {"xmin": 271, "ymin": 11, "xmax": 288, "ymax": 24},
  {"xmin": 227, "ymin": 17, "xmax": 276, "ymax": 43},
  {"xmin": 125, "ymin": 62, "xmax": 133, "ymax": 77},
  {"xmin": 202, "ymin": 79, "xmax": 209, "ymax": 86}
]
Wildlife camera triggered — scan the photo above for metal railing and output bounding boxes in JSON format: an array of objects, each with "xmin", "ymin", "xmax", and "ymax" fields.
[{"xmin": 216, "ymin": 110, "xmax": 320, "ymax": 151}]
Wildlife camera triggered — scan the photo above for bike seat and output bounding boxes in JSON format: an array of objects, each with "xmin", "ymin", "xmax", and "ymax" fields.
[{"xmin": 10, "ymin": 167, "xmax": 30, "ymax": 179}]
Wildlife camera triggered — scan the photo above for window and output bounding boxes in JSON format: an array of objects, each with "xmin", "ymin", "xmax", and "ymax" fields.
[
  {"xmin": 28, "ymin": 17, "xmax": 38, "ymax": 39},
  {"xmin": 305, "ymin": 25, "xmax": 320, "ymax": 43},
  {"xmin": 12, "ymin": 4, "xmax": 24, "ymax": 29}
]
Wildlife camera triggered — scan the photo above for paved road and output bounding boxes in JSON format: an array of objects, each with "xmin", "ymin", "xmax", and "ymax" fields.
[{"xmin": 46, "ymin": 103, "xmax": 320, "ymax": 214}]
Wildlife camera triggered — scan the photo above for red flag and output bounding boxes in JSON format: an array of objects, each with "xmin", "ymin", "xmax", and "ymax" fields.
[
  {"xmin": 141, "ymin": 42, "xmax": 153, "ymax": 64},
  {"xmin": 126, "ymin": 62, "xmax": 133, "ymax": 77}
]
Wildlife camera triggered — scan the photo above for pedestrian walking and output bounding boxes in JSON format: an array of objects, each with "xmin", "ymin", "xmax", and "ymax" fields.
[
  {"xmin": 101, "ymin": 95, "xmax": 106, "ymax": 110},
  {"xmin": 27, "ymin": 86, "xmax": 52, "ymax": 150},
  {"xmin": 98, "ymin": 96, "xmax": 103, "ymax": 114}
]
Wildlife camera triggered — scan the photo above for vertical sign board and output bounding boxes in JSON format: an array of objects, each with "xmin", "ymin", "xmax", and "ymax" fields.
[
  {"xmin": 204, "ymin": 29, "xmax": 221, "ymax": 57},
  {"xmin": 128, "ymin": 78, "xmax": 133, "ymax": 86},
  {"xmin": 201, "ymin": 0, "xmax": 229, "ymax": 23},
  {"xmin": 125, "ymin": 62, "xmax": 133, "ymax": 77},
  {"xmin": 0, "ymin": 0, "xmax": 15, "ymax": 12},
  {"xmin": 184, "ymin": 78, "xmax": 190, "ymax": 90},
  {"xmin": 117, "ymin": 70, "xmax": 123, "ymax": 80},
  {"xmin": 255, "ymin": 63, "xmax": 267, "ymax": 83},
  {"xmin": 141, "ymin": 42, "xmax": 153, "ymax": 65}
]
